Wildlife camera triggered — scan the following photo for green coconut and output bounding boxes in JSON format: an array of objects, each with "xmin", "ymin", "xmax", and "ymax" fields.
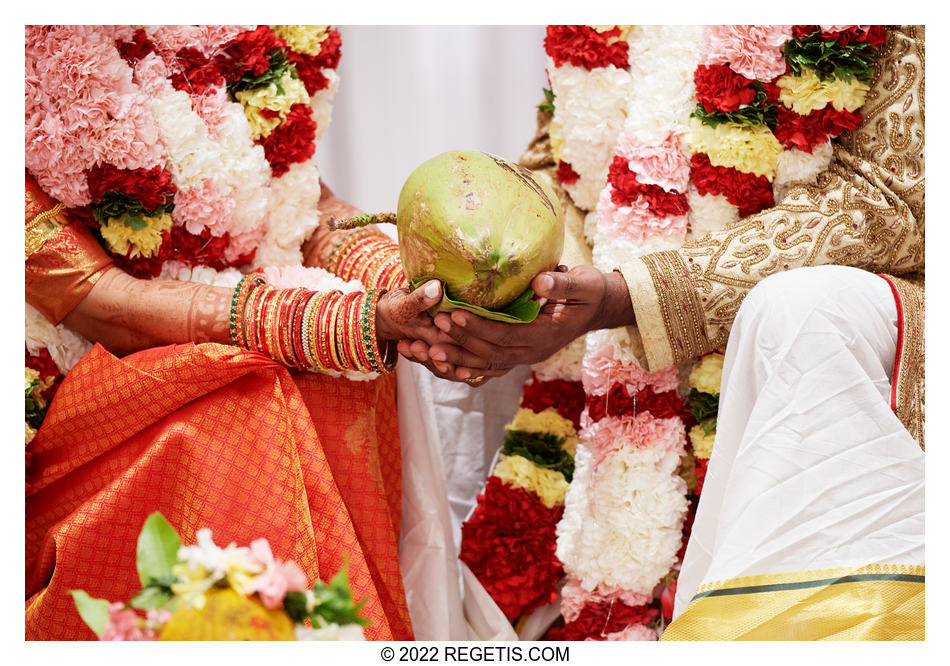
[
  {"xmin": 398, "ymin": 150, "xmax": 563, "ymax": 321},
  {"xmin": 329, "ymin": 150, "xmax": 564, "ymax": 323}
]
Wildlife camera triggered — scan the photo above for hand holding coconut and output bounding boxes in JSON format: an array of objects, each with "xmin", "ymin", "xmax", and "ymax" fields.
[{"xmin": 405, "ymin": 265, "xmax": 636, "ymax": 380}]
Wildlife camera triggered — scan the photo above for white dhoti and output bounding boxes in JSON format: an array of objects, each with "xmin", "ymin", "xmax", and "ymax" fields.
[{"xmin": 664, "ymin": 266, "xmax": 924, "ymax": 640}]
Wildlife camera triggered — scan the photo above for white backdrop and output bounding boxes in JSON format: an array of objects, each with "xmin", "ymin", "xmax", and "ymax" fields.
[{"xmin": 316, "ymin": 26, "xmax": 548, "ymax": 638}]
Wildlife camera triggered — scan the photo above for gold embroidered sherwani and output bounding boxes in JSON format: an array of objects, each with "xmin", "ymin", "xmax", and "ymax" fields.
[{"xmin": 522, "ymin": 25, "xmax": 924, "ymax": 448}]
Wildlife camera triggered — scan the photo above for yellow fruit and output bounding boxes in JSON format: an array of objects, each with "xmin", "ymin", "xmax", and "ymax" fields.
[{"xmin": 159, "ymin": 588, "xmax": 294, "ymax": 641}]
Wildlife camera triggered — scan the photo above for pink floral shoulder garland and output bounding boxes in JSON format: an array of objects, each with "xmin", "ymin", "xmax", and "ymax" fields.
[
  {"xmin": 25, "ymin": 25, "xmax": 366, "ymax": 474},
  {"xmin": 460, "ymin": 24, "xmax": 885, "ymax": 640}
]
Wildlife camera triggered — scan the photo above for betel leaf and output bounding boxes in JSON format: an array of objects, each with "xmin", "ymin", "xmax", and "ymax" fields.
[
  {"xmin": 416, "ymin": 281, "xmax": 542, "ymax": 323},
  {"xmin": 69, "ymin": 590, "xmax": 110, "ymax": 638},
  {"xmin": 136, "ymin": 512, "xmax": 182, "ymax": 588}
]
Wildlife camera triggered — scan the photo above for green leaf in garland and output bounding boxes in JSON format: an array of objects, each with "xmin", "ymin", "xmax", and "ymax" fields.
[
  {"xmin": 687, "ymin": 389, "xmax": 719, "ymax": 423},
  {"xmin": 129, "ymin": 584, "xmax": 175, "ymax": 612},
  {"xmin": 538, "ymin": 87, "xmax": 556, "ymax": 114},
  {"xmin": 136, "ymin": 512, "xmax": 182, "ymax": 588},
  {"xmin": 91, "ymin": 191, "xmax": 174, "ymax": 227},
  {"xmin": 283, "ymin": 590, "xmax": 309, "ymax": 623},
  {"xmin": 700, "ymin": 417, "xmax": 718, "ymax": 436},
  {"xmin": 691, "ymin": 102, "xmax": 779, "ymax": 130},
  {"xmin": 69, "ymin": 590, "xmax": 110, "ymax": 638},
  {"xmin": 309, "ymin": 562, "xmax": 370, "ymax": 627},
  {"xmin": 784, "ymin": 35, "xmax": 877, "ymax": 84},
  {"xmin": 122, "ymin": 212, "xmax": 147, "ymax": 231},
  {"xmin": 228, "ymin": 49, "xmax": 296, "ymax": 98},
  {"xmin": 501, "ymin": 430, "xmax": 574, "ymax": 482}
]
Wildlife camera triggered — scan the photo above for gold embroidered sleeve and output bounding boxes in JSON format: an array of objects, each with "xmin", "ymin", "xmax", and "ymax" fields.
[
  {"xmin": 25, "ymin": 173, "xmax": 114, "ymax": 325},
  {"xmin": 620, "ymin": 26, "xmax": 925, "ymax": 371}
]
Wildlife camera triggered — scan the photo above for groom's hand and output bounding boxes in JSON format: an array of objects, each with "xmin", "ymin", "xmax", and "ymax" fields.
[{"xmin": 420, "ymin": 265, "xmax": 636, "ymax": 379}]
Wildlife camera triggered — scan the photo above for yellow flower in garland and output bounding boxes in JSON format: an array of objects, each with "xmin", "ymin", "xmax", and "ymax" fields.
[
  {"xmin": 688, "ymin": 424, "xmax": 716, "ymax": 460},
  {"xmin": 777, "ymin": 69, "xmax": 870, "ymax": 115},
  {"xmin": 506, "ymin": 407, "xmax": 579, "ymax": 456},
  {"xmin": 493, "ymin": 454, "xmax": 570, "ymax": 508},
  {"xmin": 26, "ymin": 422, "xmax": 37, "ymax": 445},
  {"xmin": 25, "ymin": 367, "xmax": 41, "ymax": 394},
  {"xmin": 591, "ymin": 25, "xmax": 634, "ymax": 42},
  {"xmin": 688, "ymin": 118, "xmax": 783, "ymax": 180},
  {"xmin": 689, "ymin": 352, "xmax": 724, "ymax": 396},
  {"xmin": 549, "ymin": 120, "xmax": 566, "ymax": 163},
  {"xmin": 99, "ymin": 213, "xmax": 173, "ymax": 259},
  {"xmin": 270, "ymin": 25, "xmax": 332, "ymax": 56},
  {"xmin": 237, "ymin": 72, "xmax": 310, "ymax": 140}
]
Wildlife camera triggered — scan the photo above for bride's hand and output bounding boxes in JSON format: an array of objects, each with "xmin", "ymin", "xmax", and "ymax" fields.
[{"xmin": 376, "ymin": 280, "xmax": 507, "ymax": 385}]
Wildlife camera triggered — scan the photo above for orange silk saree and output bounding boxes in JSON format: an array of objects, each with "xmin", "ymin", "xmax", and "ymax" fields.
[{"xmin": 25, "ymin": 342, "xmax": 413, "ymax": 640}]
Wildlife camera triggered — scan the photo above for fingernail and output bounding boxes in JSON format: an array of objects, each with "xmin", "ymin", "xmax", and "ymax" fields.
[
  {"xmin": 536, "ymin": 274, "xmax": 554, "ymax": 293},
  {"xmin": 424, "ymin": 280, "xmax": 440, "ymax": 299},
  {"xmin": 431, "ymin": 350, "xmax": 447, "ymax": 362},
  {"xmin": 435, "ymin": 362, "xmax": 449, "ymax": 373},
  {"xmin": 452, "ymin": 311, "xmax": 467, "ymax": 327},
  {"xmin": 457, "ymin": 367, "xmax": 471, "ymax": 379},
  {"xmin": 435, "ymin": 316, "xmax": 450, "ymax": 332}
]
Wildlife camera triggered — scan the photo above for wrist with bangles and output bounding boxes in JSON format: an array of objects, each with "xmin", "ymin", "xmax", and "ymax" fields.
[
  {"xmin": 229, "ymin": 272, "xmax": 397, "ymax": 374},
  {"xmin": 326, "ymin": 228, "xmax": 410, "ymax": 292}
]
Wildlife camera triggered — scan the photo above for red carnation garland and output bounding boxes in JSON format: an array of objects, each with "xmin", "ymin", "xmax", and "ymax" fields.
[
  {"xmin": 792, "ymin": 25, "xmax": 887, "ymax": 47},
  {"xmin": 258, "ymin": 103, "xmax": 318, "ymax": 176},
  {"xmin": 548, "ymin": 600, "xmax": 660, "ymax": 641},
  {"xmin": 556, "ymin": 161, "xmax": 580, "ymax": 186},
  {"xmin": 544, "ymin": 25, "xmax": 629, "ymax": 70},
  {"xmin": 86, "ymin": 164, "xmax": 178, "ymax": 212},
  {"xmin": 460, "ymin": 476, "xmax": 565, "ymax": 621},
  {"xmin": 773, "ymin": 104, "xmax": 862, "ymax": 153},
  {"xmin": 286, "ymin": 29, "xmax": 342, "ymax": 95},
  {"xmin": 170, "ymin": 47, "xmax": 226, "ymax": 96},
  {"xmin": 693, "ymin": 64, "xmax": 758, "ymax": 113},
  {"xmin": 116, "ymin": 28, "xmax": 155, "ymax": 66},
  {"xmin": 216, "ymin": 25, "xmax": 286, "ymax": 83},
  {"xmin": 586, "ymin": 384, "xmax": 686, "ymax": 423},
  {"xmin": 520, "ymin": 374, "xmax": 587, "ymax": 430},
  {"xmin": 689, "ymin": 153, "xmax": 774, "ymax": 217}
]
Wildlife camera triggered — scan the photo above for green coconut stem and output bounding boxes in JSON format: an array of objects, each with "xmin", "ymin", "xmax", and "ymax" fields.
[{"xmin": 327, "ymin": 212, "xmax": 397, "ymax": 231}]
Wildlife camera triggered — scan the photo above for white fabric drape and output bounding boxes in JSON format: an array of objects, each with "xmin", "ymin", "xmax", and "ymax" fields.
[{"xmin": 673, "ymin": 266, "xmax": 925, "ymax": 618}]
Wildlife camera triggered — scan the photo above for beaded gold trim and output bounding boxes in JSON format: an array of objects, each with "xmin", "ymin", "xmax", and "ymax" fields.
[{"xmin": 25, "ymin": 203, "xmax": 66, "ymax": 260}]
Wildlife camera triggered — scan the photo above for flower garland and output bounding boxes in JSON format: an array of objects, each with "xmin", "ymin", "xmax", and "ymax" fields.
[
  {"xmin": 26, "ymin": 25, "xmax": 342, "ymax": 277},
  {"xmin": 24, "ymin": 26, "xmax": 361, "ymax": 396},
  {"xmin": 71, "ymin": 512, "xmax": 367, "ymax": 641},
  {"xmin": 460, "ymin": 24, "xmax": 883, "ymax": 640}
]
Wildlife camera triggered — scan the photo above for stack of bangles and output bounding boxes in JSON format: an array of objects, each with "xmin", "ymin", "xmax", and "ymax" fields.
[
  {"xmin": 326, "ymin": 228, "xmax": 410, "ymax": 291},
  {"xmin": 229, "ymin": 272, "xmax": 395, "ymax": 374}
]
